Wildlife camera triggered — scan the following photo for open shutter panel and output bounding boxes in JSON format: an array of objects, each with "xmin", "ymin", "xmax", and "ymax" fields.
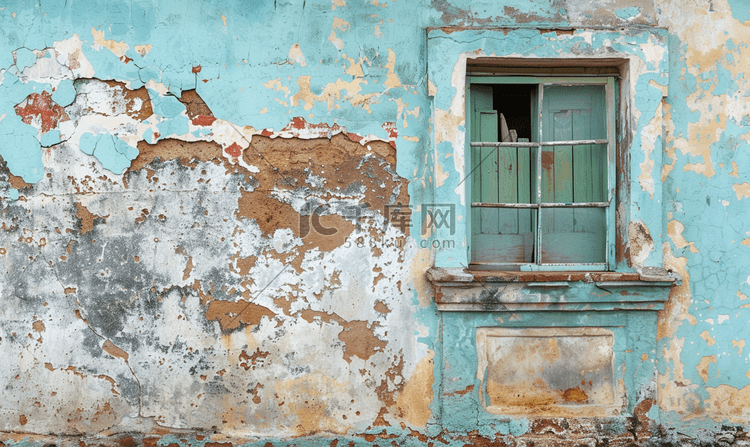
[
  {"xmin": 470, "ymin": 85, "xmax": 492, "ymax": 244},
  {"xmin": 470, "ymin": 85, "xmax": 532, "ymax": 264}
]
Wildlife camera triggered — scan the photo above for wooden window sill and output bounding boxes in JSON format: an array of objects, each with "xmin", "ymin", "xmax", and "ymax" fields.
[
  {"xmin": 426, "ymin": 266, "xmax": 681, "ymax": 312},
  {"xmin": 427, "ymin": 266, "xmax": 680, "ymax": 286}
]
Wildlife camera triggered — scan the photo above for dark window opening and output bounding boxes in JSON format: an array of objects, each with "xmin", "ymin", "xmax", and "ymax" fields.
[{"xmin": 491, "ymin": 84, "xmax": 535, "ymax": 141}]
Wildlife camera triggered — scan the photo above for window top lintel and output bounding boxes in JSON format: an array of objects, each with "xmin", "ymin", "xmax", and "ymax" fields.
[{"xmin": 468, "ymin": 75, "xmax": 613, "ymax": 85}]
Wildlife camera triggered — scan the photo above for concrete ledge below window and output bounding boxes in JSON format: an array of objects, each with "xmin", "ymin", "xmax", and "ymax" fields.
[{"xmin": 427, "ymin": 266, "xmax": 680, "ymax": 312}]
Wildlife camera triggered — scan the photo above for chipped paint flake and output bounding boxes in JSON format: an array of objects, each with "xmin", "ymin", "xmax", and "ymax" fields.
[
  {"xmin": 733, "ymin": 182, "xmax": 750, "ymax": 200},
  {"xmin": 328, "ymin": 30, "xmax": 344, "ymax": 51},
  {"xmin": 699, "ymin": 330, "xmax": 716, "ymax": 346},
  {"xmin": 732, "ymin": 339, "xmax": 745, "ymax": 355},
  {"xmin": 667, "ymin": 219, "xmax": 699, "ymax": 253},
  {"xmin": 333, "ymin": 17, "xmax": 351, "ymax": 31},
  {"xmin": 263, "ymin": 78, "xmax": 291, "ymax": 97},
  {"xmin": 91, "ymin": 28, "xmax": 129, "ymax": 58},
  {"xmin": 287, "ymin": 43, "xmax": 307, "ymax": 66},
  {"xmin": 384, "ymin": 48, "xmax": 401, "ymax": 89},
  {"xmin": 134, "ymin": 44, "xmax": 152, "ymax": 57}
]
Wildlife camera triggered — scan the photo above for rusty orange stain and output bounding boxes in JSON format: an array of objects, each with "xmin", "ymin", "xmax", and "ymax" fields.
[
  {"xmin": 75, "ymin": 202, "xmax": 108, "ymax": 236},
  {"xmin": 206, "ymin": 299, "xmax": 276, "ymax": 331},
  {"xmin": 562, "ymin": 387, "xmax": 588, "ymax": 403},
  {"xmin": 191, "ymin": 115, "xmax": 216, "ymax": 126},
  {"xmin": 32, "ymin": 320, "xmax": 45, "ymax": 333},
  {"xmin": 14, "ymin": 91, "xmax": 70, "ymax": 133},
  {"xmin": 300, "ymin": 309, "xmax": 386, "ymax": 363},
  {"xmin": 224, "ymin": 142, "xmax": 243, "ymax": 158},
  {"xmin": 102, "ymin": 339, "xmax": 129, "ymax": 361}
]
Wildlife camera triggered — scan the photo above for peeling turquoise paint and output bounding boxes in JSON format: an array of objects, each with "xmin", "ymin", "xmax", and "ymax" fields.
[
  {"xmin": 14, "ymin": 47, "xmax": 37, "ymax": 71},
  {"xmin": 149, "ymin": 88, "xmax": 189, "ymax": 139},
  {"xmin": 0, "ymin": 115, "xmax": 43, "ymax": 183},
  {"xmin": 51, "ymin": 78, "xmax": 76, "ymax": 107},
  {"xmin": 0, "ymin": 438, "xmax": 38, "ymax": 447},
  {"xmin": 711, "ymin": 58, "xmax": 739, "ymax": 97},
  {"xmin": 654, "ymin": 22, "xmax": 750, "ymax": 434},
  {"xmin": 79, "ymin": 132, "xmax": 139, "ymax": 173},
  {"xmin": 40, "ymin": 129, "xmax": 61, "ymax": 147},
  {"xmin": 0, "ymin": 71, "xmax": 51, "ymax": 183},
  {"xmin": 142, "ymin": 127, "xmax": 155, "ymax": 144}
]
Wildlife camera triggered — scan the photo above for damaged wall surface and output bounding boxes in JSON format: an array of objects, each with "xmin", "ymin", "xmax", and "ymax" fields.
[{"xmin": 1, "ymin": 0, "xmax": 750, "ymax": 445}]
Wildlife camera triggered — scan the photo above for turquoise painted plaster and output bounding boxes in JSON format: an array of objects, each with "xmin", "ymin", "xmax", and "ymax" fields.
[
  {"xmin": 654, "ymin": 29, "xmax": 750, "ymax": 433},
  {"xmin": 0, "ymin": 70, "xmax": 52, "ymax": 183},
  {"xmin": 142, "ymin": 127, "xmax": 156, "ymax": 144},
  {"xmin": 711, "ymin": 58, "xmax": 739, "ymax": 97},
  {"xmin": 0, "ymin": 73, "xmax": 46, "ymax": 109},
  {"xmin": 148, "ymin": 88, "xmax": 189, "ymax": 138},
  {"xmin": 727, "ymin": 0, "xmax": 750, "ymax": 24},
  {"xmin": 0, "ymin": 438, "xmax": 39, "ymax": 447},
  {"xmin": 52, "ymin": 78, "xmax": 77, "ymax": 107},
  {"xmin": 0, "ymin": 115, "xmax": 43, "ymax": 184},
  {"xmin": 631, "ymin": 73, "xmax": 669, "ymax": 267},
  {"xmin": 423, "ymin": 0, "xmax": 567, "ymax": 27},
  {"xmin": 0, "ymin": 0, "xmax": 434, "ymax": 189},
  {"xmin": 40, "ymin": 129, "xmax": 61, "ymax": 147},
  {"xmin": 79, "ymin": 132, "xmax": 98, "ymax": 156},
  {"xmin": 14, "ymin": 47, "xmax": 37, "ymax": 71},
  {"xmin": 79, "ymin": 132, "xmax": 139, "ymax": 173},
  {"xmin": 615, "ymin": 6, "xmax": 641, "ymax": 20}
]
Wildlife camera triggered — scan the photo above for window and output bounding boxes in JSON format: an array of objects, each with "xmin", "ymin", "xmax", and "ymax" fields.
[
  {"xmin": 426, "ymin": 27, "xmax": 676, "ymax": 423},
  {"xmin": 466, "ymin": 75, "xmax": 616, "ymax": 270}
]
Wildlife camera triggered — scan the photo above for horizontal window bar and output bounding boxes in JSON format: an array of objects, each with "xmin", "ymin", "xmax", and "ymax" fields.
[
  {"xmin": 538, "ymin": 263, "xmax": 608, "ymax": 267},
  {"xmin": 472, "ymin": 201, "xmax": 610, "ymax": 208},
  {"xmin": 472, "ymin": 202, "xmax": 537, "ymax": 209},
  {"xmin": 468, "ymin": 261, "xmax": 526, "ymax": 266},
  {"xmin": 470, "ymin": 139, "xmax": 608, "ymax": 147},
  {"xmin": 540, "ymin": 202, "xmax": 611, "ymax": 208}
]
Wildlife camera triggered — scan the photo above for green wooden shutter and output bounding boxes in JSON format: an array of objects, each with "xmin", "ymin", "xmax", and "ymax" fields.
[
  {"xmin": 470, "ymin": 85, "xmax": 533, "ymax": 264},
  {"xmin": 470, "ymin": 85, "xmax": 495, "ymax": 246},
  {"xmin": 541, "ymin": 85, "xmax": 607, "ymax": 263}
]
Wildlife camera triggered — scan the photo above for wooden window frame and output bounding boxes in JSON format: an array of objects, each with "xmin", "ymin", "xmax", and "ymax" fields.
[{"xmin": 465, "ymin": 75, "xmax": 617, "ymax": 271}]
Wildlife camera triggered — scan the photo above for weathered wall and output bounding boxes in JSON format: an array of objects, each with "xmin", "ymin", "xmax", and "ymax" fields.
[
  {"xmin": 0, "ymin": 0, "xmax": 749, "ymax": 445},
  {"xmin": 655, "ymin": 0, "xmax": 750, "ymax": 434}
]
